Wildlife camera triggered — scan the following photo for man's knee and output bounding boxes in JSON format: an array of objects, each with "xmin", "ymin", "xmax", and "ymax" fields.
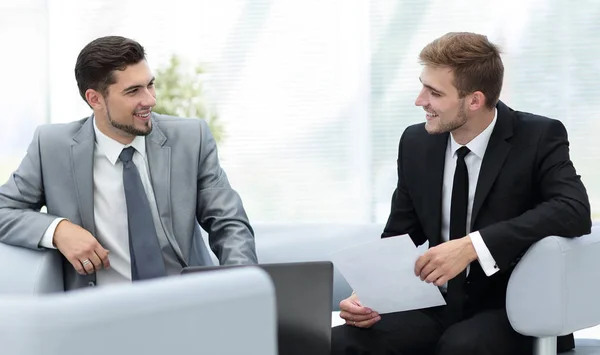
[
  {"xmin": 331, "ymin": 325, "xmax": 374, "ymax": 355},
  {"xmin": 436, "ymin": 327, "xmax": 482, "ymax": 355}
]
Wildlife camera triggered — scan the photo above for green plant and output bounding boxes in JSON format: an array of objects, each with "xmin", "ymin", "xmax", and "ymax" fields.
[{"xmin": 153, "ymin": 55, "xmax": 224, "ymax": 143}]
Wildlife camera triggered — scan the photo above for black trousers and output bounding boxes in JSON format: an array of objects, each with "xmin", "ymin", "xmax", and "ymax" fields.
[{"xmin": 331, "ymin": 306, "xmax": 534, "ymax": 355}]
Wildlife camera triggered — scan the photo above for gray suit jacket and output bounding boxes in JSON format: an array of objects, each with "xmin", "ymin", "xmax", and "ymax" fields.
[{"xmin": 0, "ymin": 113, "xmax": 257, "ymax": 290}]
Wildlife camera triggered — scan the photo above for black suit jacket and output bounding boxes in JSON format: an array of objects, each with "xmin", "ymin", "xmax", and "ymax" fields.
[{"xmin": 382, "ymin": 101, "xmax": 592, "ymax": 351}]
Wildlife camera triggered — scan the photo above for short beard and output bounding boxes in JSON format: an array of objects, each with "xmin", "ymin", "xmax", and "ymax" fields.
[
  {"xmin": 106, "ymin": 104, "xmax": 152, "ymax": 137},
  {"xmin": 426, "ymin": 99, "xmax": 468, "ymax": 134}
]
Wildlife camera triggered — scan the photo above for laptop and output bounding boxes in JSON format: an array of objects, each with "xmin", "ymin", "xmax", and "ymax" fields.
[{"xmin": 182, "ymin": 261, "xmax": 333, "ymax": 355}]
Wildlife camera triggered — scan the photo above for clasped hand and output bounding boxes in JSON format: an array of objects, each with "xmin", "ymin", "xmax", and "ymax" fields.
[{"xmin": 414, "ymin": 236, "xmax": 476, "ymax": 286}]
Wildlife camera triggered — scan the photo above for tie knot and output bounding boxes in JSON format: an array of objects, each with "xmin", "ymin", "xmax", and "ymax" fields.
[
  {"xmin": 456, "ymin": 146, "xmax": 471, "ymax": 160},
  {"xmin": 119, "ymin": 147, "xmax": 136, "ymax": 163}
]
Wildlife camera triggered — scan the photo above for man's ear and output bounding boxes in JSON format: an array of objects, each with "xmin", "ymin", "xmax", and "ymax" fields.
[
  {"xmin": 85, "ymin": 89, "xmax": 105, "ymax": 110},
  {"xmin": 467, "ymin": 91, "xmax": 486, "ymax": 111}
]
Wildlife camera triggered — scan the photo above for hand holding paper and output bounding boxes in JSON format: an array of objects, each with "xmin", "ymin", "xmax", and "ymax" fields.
[
  {"xmin": 330, "ymin": 235, "xmax": 446, "ymax": 314},
  {"xmin": 414, "ymin": 236, "xmax": 477, "ymax": 286},
  {"xmin": 338, "ymin": 293, "xmax": 381, "ymax": 328}
]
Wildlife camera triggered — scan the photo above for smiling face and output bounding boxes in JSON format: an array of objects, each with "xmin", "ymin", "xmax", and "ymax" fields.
[
  {"xmin": 86, "ymin": 60, "xmax": 156, "ymax": 144},
  {"xmin": 414, "ymin": 65, "xmax": 468, "ymax": 135}
]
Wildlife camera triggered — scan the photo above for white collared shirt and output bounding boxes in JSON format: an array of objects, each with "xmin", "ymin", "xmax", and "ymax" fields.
[
  {"xmin": 441, "ymin": 109, "xmax": 500, "ymax": 278},
  {"xmin": 41, "ymin": 119, "xmax": 166, "ymax": 286}
]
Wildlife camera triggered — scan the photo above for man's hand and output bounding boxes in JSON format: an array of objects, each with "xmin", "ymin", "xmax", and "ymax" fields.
[
  {"xmin": 338, "ymin": 292, "xmax": 381, "ymax": 328},
  {"xmin": 414, "ymin": 236, "xmax": 477, "ymax": 286},
  {"xmin": 53, "ymin": 220, "xmax": 110, "ymax": 275}
]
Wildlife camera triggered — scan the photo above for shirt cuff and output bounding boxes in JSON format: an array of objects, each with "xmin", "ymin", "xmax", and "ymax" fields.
[
  {"xmin": 39, "ymin": 218, "xmax": 66, "ymax": 249},
  {"xmin": 469, "ymin": 231, "xmax": 499, "ymax": 276}
]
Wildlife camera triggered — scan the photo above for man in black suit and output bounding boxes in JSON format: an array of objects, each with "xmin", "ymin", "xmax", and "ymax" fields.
[{"xmin": 331, "ymin": 32, "xmax": 592, "ymax": 355}]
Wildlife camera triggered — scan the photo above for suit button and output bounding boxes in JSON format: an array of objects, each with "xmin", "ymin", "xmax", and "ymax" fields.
[{"xmin": 88, "ymin": 281, "xmax": 96, "ymax": 287}]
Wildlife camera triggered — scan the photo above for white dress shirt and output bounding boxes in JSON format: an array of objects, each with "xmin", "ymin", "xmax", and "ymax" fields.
[
  {"xmin": 40, "ymin": 119, "xmax": 169, "ymax": 286},
  {"xmin": 440, "ymin": 109, "xmax": 500, "ymax": 278}
]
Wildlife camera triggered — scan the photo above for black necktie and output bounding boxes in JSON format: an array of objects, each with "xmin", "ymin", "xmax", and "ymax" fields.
[
  {"xmin": 119, "ymin": 147, "xmax": 167, "ymax": 281},
  {"xmin": 446, "ymin": 146, "xmax": 471, "ymax": 324}
]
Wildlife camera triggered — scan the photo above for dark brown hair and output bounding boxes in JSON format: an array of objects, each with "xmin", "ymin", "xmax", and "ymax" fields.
[{"xmin": 74, "ymin": 36, "xmax": 146, "ymax": 103}]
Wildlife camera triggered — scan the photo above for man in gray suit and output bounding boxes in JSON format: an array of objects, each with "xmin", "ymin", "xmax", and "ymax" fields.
[{"xmin": 0, "ymin": 36, "xmax": 257, "ymax": 290}]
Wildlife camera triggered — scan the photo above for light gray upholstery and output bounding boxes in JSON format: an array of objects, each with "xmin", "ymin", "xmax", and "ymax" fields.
[
  {"xmin": 507, "ymin": 226, "xmax": 600, "ymax": 336},
  {"xmin": 0, "ymin": 267, "xmax": 277, "ymax": 355},
  {"xmin": 0, "ymin": 242, "xmax": 63, "ymax": 294},
  {"xmin": 506, "ymin": 225, "xmax": 600, "ymax": 354}
]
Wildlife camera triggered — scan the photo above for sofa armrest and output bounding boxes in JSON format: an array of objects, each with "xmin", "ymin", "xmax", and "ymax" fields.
[
  {"xmin": 506, "ymin": 226, "xmax": 600, "ymax": 336},
  {"xmin": 0, "ymin": 243, "xmax": 64, "ymax": 294},
  {"xmin": 0, "ymin": 267, "xmax": 278, "ymax": 355}
]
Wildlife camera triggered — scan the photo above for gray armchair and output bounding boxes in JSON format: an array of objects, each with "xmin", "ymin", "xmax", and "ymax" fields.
[
  {"xmin": 0, "ymin": 243, "xmax": 63, "ymax": 294},
  {"xmin": 506, "ymin": 225, "xmax": 600, "ymax": 355}
]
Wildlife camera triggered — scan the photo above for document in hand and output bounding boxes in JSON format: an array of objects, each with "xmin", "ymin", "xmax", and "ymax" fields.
[{"xmin": 329, "ymin": 235, "xmax": 446, "ymax": 314}]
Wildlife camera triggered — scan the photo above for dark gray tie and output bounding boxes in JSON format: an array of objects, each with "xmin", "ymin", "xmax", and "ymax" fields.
[{"xmin": 119, "ymin": 147, "xmax": 167, "ymax": 281}]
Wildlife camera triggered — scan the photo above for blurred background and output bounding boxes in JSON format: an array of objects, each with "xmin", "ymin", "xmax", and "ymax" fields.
[{"xmin": 1, "ymin": 0, "xmax": 598, "ymax": 224}]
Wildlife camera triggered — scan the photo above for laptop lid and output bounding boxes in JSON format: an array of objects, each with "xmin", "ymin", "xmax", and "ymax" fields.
[{"xmin": 182, "ymin": 261, "xmax": 333, "ymax": 355}]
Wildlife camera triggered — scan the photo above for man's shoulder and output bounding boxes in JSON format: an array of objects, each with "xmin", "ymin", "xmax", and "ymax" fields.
[
  {"xmin": 36, "ymin": 117, "xmax": 90, "ymax": 141},
  {"xmin": 151, "ymin": 113, "xmax": 209, "ymax": 135},
  {"xmin": 505, "ymin": 104, "xmax": 567, "ymax": 138},
  {"xmin": 403, "ymin": 122, "xmax": 428, "ymax": 136},
  {"xmin": 510, "ymin": 105, "xmax": 557, "ymax": 124},
  {"xmin": 399, "ymin": 122, "xmax": 435, "ymax": 147},
  {"xmin": 152, "ymin": 113, "xmax": 207, "ymax": 128}
]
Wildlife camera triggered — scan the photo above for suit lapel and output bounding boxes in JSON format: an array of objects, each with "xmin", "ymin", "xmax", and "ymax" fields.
[
  {"xmin": 426, "ymin": 132, "xmax": 449, "ymax": 247},
  {"xmin": 471, "ymin": 101, "xmax": 514, "ymax": 228},
  {"xmin": 70, "ymin": 117, "xmax": 96, "ymax": 235},
  {"xmin": 146, "ymin": 119, "xmax": 186, "ymax": 263}
]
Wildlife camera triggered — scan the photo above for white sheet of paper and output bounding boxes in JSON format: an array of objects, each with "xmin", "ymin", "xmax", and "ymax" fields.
[
  {"xmin": 329, "ymin": 235, "xmax": 446, "ymax": 314},
  {"xmin": 331, "ymin": 311, "xmax": 345, "ymax": 328}
]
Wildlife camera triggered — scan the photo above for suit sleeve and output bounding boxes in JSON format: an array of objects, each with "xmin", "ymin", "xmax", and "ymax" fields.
[
  {"xmin": 0, "ymin": 127, "xmax": 59, "ymax": 249},
  {"xmin": 382, "ymin": 128, "xmax": 428, "ymax": 246},
  {"xmin": 479, "ymin": 119, "xmax": 592, "ymax": 270},
  {"xmin": 195, "ymin": 119, "xmax": 258, "ymax": 265}
]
